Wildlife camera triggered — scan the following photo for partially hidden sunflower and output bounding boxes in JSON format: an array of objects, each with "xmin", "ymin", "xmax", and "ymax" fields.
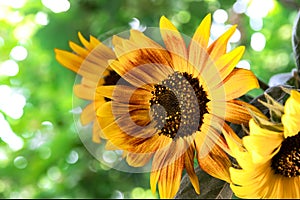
[
  {"xmin": 84, "ymin": 14, "xmax": 260, "ymax": 198},
  {"xmin": 55, "ymin": 32, "xmax": 121, "ymax": 143},
  {"xmin": 224, "ymin": 89, "xmax": 300, "ymax": 198}
]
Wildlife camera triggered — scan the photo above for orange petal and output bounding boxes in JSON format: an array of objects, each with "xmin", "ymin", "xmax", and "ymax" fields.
[
  {"xmin": 224, "ymin": 99, "xmax": 252, "ymax": 125},
  {"xmin": 221, "ymin": 68, "xmax": 259, "ymax": 101},
  {"xmin": 126, "ymin": 152, "xmax": 153, "ymax": 167},
  {"xmin": 212, "ymin": 46, "xmax": 245, "ymax": 84},
  {"xmin": 69, "ymin": 40, "xmax": 87, "ymax": 55},
  {"xmin": 207, "ymin": 25, "xmax": 237, "ymax": 60},
  {"xmin": 156, "ymin": 153, "xmax": 184, "ymax": 198},
  {"xmin": 184, "ymin": 143, "xmax": 200, "ymax": 194},
  {"xmin": 80, "ymin": 102, "xmax": 96, "ymax": 125},
  {"xmin": 92, "ymin": 120, "xmax": 102, "ymax": 143},
  {"xmin": 74, "ymin": 84, "xmax": 95, "ymax": 100},
  {"xmin": 159, "ymin": 16, "xmax": 188, "ymax": 72},
  {"xmin": 54, "ymin": 49, "xmax": 99, "ymax": 81},
  {"xmin": 78, "ymin": 32, "xmax": 91, "ymax": 49},
  {"xmin": 188, "ymin": 14, "xmax": 211, "ymax": 75},
  {"xmin": 189, "ymin": 14, "xmax": 211, "ymax": 49},
  {"xmin": 129, "ymin": 29, "xmax": 164, "ymax": 49},
  {"xmin": 197, "ymin": 141, "xmax": 231, "ymax": 183},
  {"xmin": 96, "ymin": 85, "xmax": 152, "ymax": 104}
]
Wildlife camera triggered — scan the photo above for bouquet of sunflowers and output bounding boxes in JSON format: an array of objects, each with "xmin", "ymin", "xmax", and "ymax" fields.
[{"xmin": 55, "ymin": 11, "xmax": 300, "ymax": 199}]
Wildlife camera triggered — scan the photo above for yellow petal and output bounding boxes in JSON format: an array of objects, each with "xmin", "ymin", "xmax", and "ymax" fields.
[
  {"xmin": 195, "ymin": 114, "xmax": 226, "ymax": 158},
  {"xmin": 126, "ymin": 152, "xmax": 153, "ymax": 167},
  {"xmin": 89, "ymin": 35, "xmax": 101, "ymax": 48},
  {"xmin": 54, "ymin": 49, "xmax": 83, "ymax": 72},
  {"xmin": 97, "ymin": 101, "xmax": 113, "ymax": 117},
  {"xmin": 80, "ymin": 103, "xmax": 96, "ymax": 125},
  {"xmin": 221, "ymin": 122, "xmax": 242, "ymax": 156},
  {"xmin": 243, "ymin": 134, "xmax": 282, "ymax": 164},
  {"xmin": 221, "ymin": 68, "xmax": 259, "ymax": 101},
  {"xmin": 54, "ymin": 49, "xmax": 99, "ymax": 81},
  {"xmin": 282, "ymin": 90, "xmax": 300, "ymax": 137},
  {"xmin": 184, "ymin": 144, "xmax": 200, "ymax": 194},
  {"xmin": 224, "ymin": 99, "xmax": 254, "ymax": 125},
  {"xmin": 249, "ymin": 119, "xmax": 282, "ymax": 137},
  {"xmin": 96, "ymin": 85, "xmax": 152, "ymax": 105},
  {"xmin": 69, "ymin": 41, "xmax": 89, "ymax": 58},
  {"xmin": 78, "ymin": 32, "xmax": 91, "ymax": 50},
  {"xmin": 282, "ymin": 113, "xmax": 300, "ymax": 138},
  {"xmin": 198, "ymin": 140, "xmax": 231, "ymax": 183},
  {"xmin": 207, "ymin": 25, "xmax": 237, "ymax": 60},
  {"xmin": 189, "ymin": 14, "xmax": 211, "ymax": 49},
  {"xmin": 188, "ymin": 14, "xmax": 211, "ymax": 75},
  {"xmin": 156, "ymin": 153, "xmax": 184, "ymax": 198},
  {"xmin": 130, "ymin": 109, "xmax": 151, "ymax": 126},
  {"xmin": 159, "ymin": 16, "xmax": 188, "ymax": 72},
  {"xmin": 92, "ymin": 121, "xmax": 102, "ymax": 143},
  {"xmin": 213, "ymin": 46, "xmax": 245, "ymax": 83},
  {"xmin": 74, "ymin": 84, "xmax": 95, "ymax": 100},
  {"xmin": 150, "ymin": 169, "xmax": 160, "ymax": 195},
  {"xmin": 222, "ymin": 123, "xmax": 254, "ymax": 170},
  {"xmin": 108, "ymin": 47, "xmax": 173, "ymax": 86},
  {"xmin": 129, "ymin": 29, "xmax": 164, "ymax": 49}
]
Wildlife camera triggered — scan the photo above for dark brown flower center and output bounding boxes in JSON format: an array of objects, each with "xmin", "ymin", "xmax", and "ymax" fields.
[
  {"xmin": 103, "ymin": 70, "xmax": 121, "ymax": 101},
  {"xmin": 149, "ymin": 72, "xmax": 210, "ymax": 139},
  {"xmin": 271, "ymin": 132, "xmax": 300, "ymax": 178}
]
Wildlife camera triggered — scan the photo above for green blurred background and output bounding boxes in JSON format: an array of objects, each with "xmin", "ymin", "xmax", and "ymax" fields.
[{"xmin": 0, "ymin": 0, "xmax": 299, "ymax": 198}]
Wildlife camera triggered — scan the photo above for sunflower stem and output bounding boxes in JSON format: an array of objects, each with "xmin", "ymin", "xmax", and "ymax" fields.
[{"xmin": 258, "ymin": 78, "xmax": 269, "ymax": 91}]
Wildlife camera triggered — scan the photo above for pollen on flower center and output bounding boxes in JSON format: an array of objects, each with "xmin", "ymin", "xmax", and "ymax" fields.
[
  {"xmin": 271, "ymin": 132, "xmax": 300, "ymax": 178},
  {"xmin": 149, "ymin": 72, "xmax": 210, "ymax": 139}
]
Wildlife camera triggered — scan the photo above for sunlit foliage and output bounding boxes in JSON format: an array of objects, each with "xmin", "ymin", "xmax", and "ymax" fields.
[{"xmin": 0, "ymin": 0, "xmax": 298, "ymax": 198}]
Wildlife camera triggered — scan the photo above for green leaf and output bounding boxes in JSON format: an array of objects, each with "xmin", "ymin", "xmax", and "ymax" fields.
[{"xmin": 175, "ymin": 167, "xmax": 233, "ymax": 199}]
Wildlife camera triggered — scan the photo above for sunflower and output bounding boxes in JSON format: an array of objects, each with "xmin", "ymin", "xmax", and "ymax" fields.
[
  {"xmin": 55, "ymin": 32, "xmax": 121, "ymax": 143},
  {"xmin": 224, "ymin": 90, "xmax": 300, "ymax": 198},
  {"xmin": 94, "ymin": 14, "xmax": 259, "ymax": 198}
]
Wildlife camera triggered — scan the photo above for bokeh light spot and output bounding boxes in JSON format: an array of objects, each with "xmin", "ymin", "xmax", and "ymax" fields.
[
  {"xmin": 229, "ymin": 28, "xmax": 241, "ymax": 43},
  {"xmin": 13, "ymin": 22, "xmax": 36, "ymax": 40},
  {"xmin": 250, "ymin": 17, "xmax": 263, "ymax": 31},
  {"xmin": 0, "ymin": 113, "xmax": 24, "ymax": 151},
  {"xmin": 0, "ymin": 60, "xmax": 19, "ymax": 76},
  {"xmin": 0, "ymin": 36, "xmax": 4, "ymax": 47},
  {"xmin": 14, "ymin": 156, "xmax": 28, "ymax": 169},
  {"xmin": 37, "ymin": 176, "xmax": 52, "ymax": 189},
  {"xmin": 38, "ymin": 146, "xmax": 52, "ymax": 160},
  {"xmin": 131, "ymin": 187, "xmax": 145, "ymax": 198},
  {"xmin": 102, "ymin": 151, "xmax": 118, "ymax": 164},
  {"xmin": 278, "ymin": 24, "xmax": 292, "ymax": 40},
  {"xmin": 246, "ymin": 0, "xmax": 275, "ymax": 18},
  {"xmin": 111, "ymin": 190, "xmax": 124, "ymax": 199},
  {"xmin": 35, "ymin": 11, "xmax": 49, "ymax": 26},
  {"xmin": 41, "ymin": 0, "xmax": 70, "ymax": 13},
  {"xmin": 176, "ymin": 10, "xmax": 191, "ymax": 24},
  {"xmin": 213, "ymin": 9, "xmax": 228, "ymax": 24},
  {"xmin": 8, "ymin": 0, "xmax": 26, "ymax": 9},
  {"xmin": 0, "ymin": 85, "xmax": 26, "ymax": 119},
  {"xmin": 47, "ymin": 166, "xmax": 62, "ymax": 182},
  {"xmin": 10, "ymin": 46, "xmax": 28, "ymax": 61},
  {"xmin": 6, "ymin": 11, "xmax": 24, "ymax": 24},
  {"xmin": 129, "ymin": 18, "xmax": 146, "ymax": 32},
  {"xmin": 233, "ymin": 0, "xmax": 248, "ymax": 14},
  {"xmin": 251, "ymin": 32, "xmax": 266, "ymax": 51},
  {"xmin": 236, "ymin": 60, "xmax": 251, "ymax": 70},
  {"xmin": 66, "ymin": 150, "xmax": 79, "ymax": 164}
]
